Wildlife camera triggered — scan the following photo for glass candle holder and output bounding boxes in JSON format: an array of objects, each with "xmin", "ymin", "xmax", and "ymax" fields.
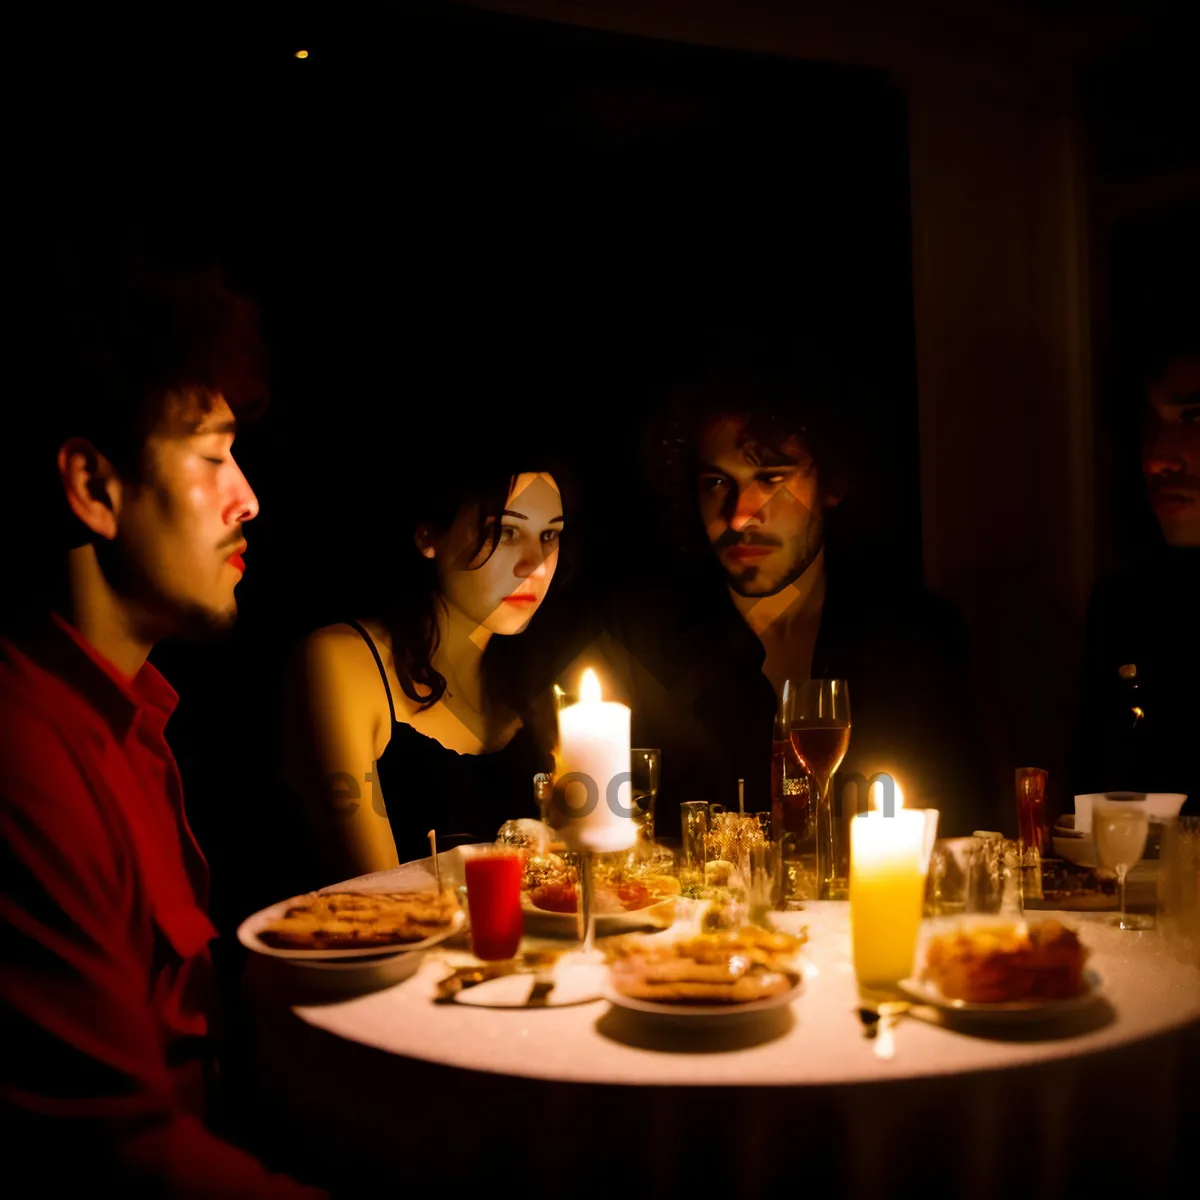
[{"xmin": 850, "ymin": 807, "xmax": 939, "ymax": 989}]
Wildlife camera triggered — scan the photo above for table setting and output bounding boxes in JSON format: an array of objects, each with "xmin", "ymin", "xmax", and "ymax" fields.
[{"xmin": 239, "ymin": 668, "xmax": 1200, "ymax": 1198}]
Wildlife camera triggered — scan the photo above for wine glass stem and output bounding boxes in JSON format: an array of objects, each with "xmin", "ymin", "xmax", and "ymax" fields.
[
  {"xmin": 578, "ymin": 850, "xmax": 596, "ymax": 953},
  {"xmin": 818, "ymin": 773, "xmax": 835, "ymax": 894},
  {"xmin": 1117, "ymin": 864, "xmax": 1127, "ymax": 919}
]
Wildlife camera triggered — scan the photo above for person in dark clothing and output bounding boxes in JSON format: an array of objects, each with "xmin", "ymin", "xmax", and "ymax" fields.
[
  {"xmin": 541, "ymin": 357, "xmax": 994, "ymax": 855},
  {"xmin": 1072, "ymin": 334, "xmax": 1200, "ymax": 813},
  {"xmin": 280, "ymin": 455, "xmax": 564, "ymax": 882},
  {"xmin": 0, "ymin": 250, "xmax": 326, "ymax": 1197}
]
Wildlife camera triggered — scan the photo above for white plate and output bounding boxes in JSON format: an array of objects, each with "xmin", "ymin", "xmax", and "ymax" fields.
[
  {"xmin": 898, "ymin": 968, "xmax": 1104, "ymax": 1019},
  {"xmin": 603, "ymin": 970, "xmax": 804, "ymax": 1024},
  {"xmin": 237, "ymin": 894, "xmax": 466, "ymax": 961},
  {"xmin": 449, "ymin": 963, "xmax": 608, "ymax": 1008}
]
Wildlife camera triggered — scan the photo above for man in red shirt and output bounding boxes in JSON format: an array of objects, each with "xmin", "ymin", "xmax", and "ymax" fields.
[{"xmin": 0, "ymin": 255, "xmax": 327, "ymax": 1196}]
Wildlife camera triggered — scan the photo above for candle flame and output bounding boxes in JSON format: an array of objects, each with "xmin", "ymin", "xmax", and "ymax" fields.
[
  {"xmin": 580, "ymin": 667, "xmax": 601, "ymax": 704},
  {"xmin": 869, "ymin": 776, "xmax": 905, "ymax": 813}
]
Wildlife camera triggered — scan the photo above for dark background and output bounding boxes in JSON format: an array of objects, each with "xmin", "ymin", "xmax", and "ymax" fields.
[
  {"xmin": 13, "ymin": 1, "xmax": 1197, "ymax": 934},
  {"xmin": 19, "ymin": 4, "xmax": 920, "ymax": 932}
]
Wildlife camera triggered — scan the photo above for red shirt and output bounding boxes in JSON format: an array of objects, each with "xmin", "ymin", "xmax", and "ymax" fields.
[{"xmin": 0, "ymin": 614, "xmax": 326, "ymax": 1197}]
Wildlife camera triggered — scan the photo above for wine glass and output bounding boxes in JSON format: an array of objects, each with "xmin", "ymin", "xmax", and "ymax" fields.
[
  {"xmin": 780, "ymin": 679, "xmax": 852, "ymax": 900},
  {"xmin": 1093, "ymin": 797, "xmax": 1152, "ymax": 930}
]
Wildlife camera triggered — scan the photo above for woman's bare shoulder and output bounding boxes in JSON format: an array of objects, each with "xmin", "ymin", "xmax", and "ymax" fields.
[
  {"xmin": 300, "ymin": 621, "xmax": 429, "ymax": 721},
  {"xmin": 290, "ymin": 622, "xmax": 384, "ymax": 685}
]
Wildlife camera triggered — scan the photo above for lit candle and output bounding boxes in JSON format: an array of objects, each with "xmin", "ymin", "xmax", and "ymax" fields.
[
  {"xmin": 850, "ymin": 782, "xmax": 938, "ymax": 988},
  {"xmin": 555, "ymin": 668, "xmax": 635, "ymax": 854}
]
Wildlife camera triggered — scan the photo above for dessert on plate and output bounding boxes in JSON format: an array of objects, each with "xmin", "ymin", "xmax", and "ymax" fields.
[{"xmin": 921, "ymin": 918, "xmax": 1089, "ymax": 1003}]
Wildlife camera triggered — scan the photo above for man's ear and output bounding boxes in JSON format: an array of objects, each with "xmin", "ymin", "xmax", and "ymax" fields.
[
  {"xmin": 822, "ymin": 468, "xmax": 846, "ymax": 510},
  {"xmin": 413, "ymin": 526, "xmax": 437, "ymax": 560},
  {"xmin": 57, "ymin": 439, "xmax": 122, "ymax": 541}
]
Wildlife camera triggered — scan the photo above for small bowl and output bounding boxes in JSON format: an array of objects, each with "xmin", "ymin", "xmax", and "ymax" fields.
[
  {"xmin": 1054, "ymin": 812, "xmax": 1169, "ymax": 865},
  {"xmin": 1073, "ymin": 792, "xmax": 1187, "ymax": 835}
]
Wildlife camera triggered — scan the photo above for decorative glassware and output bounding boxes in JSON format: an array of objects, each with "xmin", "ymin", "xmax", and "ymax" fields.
[
  {"xmin": 680, "ymin": 800, "xmax": 709, "ymax": 897},
  {"xmin": 1159, "ymin": 816, "xmax": 1200, "ymax": 964},
  {"xmin": 630, "ymin": 748, "xmax": 660, "ymax": 855},
  {"xmin": 1015, "ymin": 767, "xmax": 1048, "ymax": 900},
  {"xmin": 1093, "ymin": 797, "xmax": 1152, "ymax": 930},
  {"xmin": 777, "ymin": 678, "xmax": 852, "ymax": 901}
]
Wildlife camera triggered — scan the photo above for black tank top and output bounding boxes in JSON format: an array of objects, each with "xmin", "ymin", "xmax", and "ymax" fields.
[{"xmin": 345, "ymin": 621, "xmax": 551, "ymax": 863}]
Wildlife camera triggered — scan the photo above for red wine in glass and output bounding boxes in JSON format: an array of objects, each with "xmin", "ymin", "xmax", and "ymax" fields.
[
  {"xmin": 778, "ymin": 679, "xmax": 852, "ymax": 900},
  {"xmin": 789, "ymin": 721, "xmax": 851, "ymax": 785}
]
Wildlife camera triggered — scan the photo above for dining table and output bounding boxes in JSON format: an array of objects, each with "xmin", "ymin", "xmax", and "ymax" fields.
[{"xmin": 238, "ymin": 851, "xmax": 1200, "ymax": 1199}]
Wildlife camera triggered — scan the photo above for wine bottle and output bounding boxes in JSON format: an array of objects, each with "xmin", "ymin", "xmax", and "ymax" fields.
[{"xmin": 1109, "ymin": 663, "xmax": 1147, "ymax": 791}]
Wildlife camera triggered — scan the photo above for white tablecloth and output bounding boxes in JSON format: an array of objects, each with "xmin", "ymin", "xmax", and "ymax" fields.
[{"xmin": 239, "ymin": 860, "xmax": 1200, "ymax": 1198}]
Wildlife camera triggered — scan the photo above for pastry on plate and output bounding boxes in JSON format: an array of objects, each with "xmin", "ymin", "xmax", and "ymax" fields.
[
  {"xmin": 607, "ymin": 925, "xmax": 805, "ymax": 1004},
  {"xmin": 922, "ymin": 919, "xmax": 1089, "ymax": 1003},
  {"xmin": 258, "ymin": 888, "xmax": 460, "ymax": 950}
]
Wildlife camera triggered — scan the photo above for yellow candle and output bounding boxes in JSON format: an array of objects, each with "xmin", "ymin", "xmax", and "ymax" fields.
[{"xmin": 850, "ymin": 796, "xmax": 937, "ymax": 988}]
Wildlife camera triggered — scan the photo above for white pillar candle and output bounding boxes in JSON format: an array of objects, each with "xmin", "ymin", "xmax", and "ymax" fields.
[{"xmin": 555, "ymin": 668, "xmax": 635, "ymax": 854}]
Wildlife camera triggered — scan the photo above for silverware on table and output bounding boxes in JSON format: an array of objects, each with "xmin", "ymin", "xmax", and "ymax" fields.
[
  {"xmin": 858, "ymin": 1001, "xmax": 912, "ymax": 1059},
  {"xmin": 435, "ymin": 949, "xmax": 565, "ymax": 1004},
  {"xmin": 526, "ymin": 975, "xmax": 556, "ymax": 1006}
]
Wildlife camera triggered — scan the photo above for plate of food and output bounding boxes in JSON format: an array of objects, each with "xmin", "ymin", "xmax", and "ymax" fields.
[
  {"xmin": 521, "ymin": 870, "xmax": 682, "ymax": 935},
  {"xmin": 900, "ymin": 918, "xmax": 1103, "ymax": 1019},
  {"xmin": 603, "ymin": 925, "xmax": 806, "ymax": 1023},
  {"xmin": 237, "ymin": 886, "xmax": 465, "ymax": 960}
]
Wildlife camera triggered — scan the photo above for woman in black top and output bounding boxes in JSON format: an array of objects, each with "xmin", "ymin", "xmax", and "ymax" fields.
[{"xmin": 282, "ymin": 456, "xmax": 566, "ymax": 881}]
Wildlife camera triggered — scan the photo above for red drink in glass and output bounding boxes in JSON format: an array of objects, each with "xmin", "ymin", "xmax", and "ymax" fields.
[
  {"xmin": 789, "ymin": 721, "xmax": 851, "ymax": 783},
  {"xmin": 463, "ymin": 848, "xmax": 523, "ymax": 960}
]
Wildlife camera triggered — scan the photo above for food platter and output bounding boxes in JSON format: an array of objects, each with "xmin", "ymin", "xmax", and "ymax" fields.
[
  {"xmin": 600, "ymin": 924, "xmax": 807, "ymax": 1025},
  {"xmin": 237, "ymin": 893, "xmax": 466, "ymax": 961},
  {"xmin": 899, "ymin": 969, "xmax": 1104, "ymax": 1020},
  {"xmin": 520, "ymin": 874, "xmax": 680, "ymax": 936},
  {"xmin": 603, "ymin": 970, "xmax": 804, "ymax": 1023}
]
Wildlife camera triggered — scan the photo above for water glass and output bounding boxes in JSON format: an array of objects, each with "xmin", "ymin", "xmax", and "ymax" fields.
[
  {"xmin": 680, "ymin": 801, "xmax": 709, "ymax": 897},
  {"xmin": 1158, "ymin": 816, "xmax": 1200, "ymax": 963},
  {"xmin": 924, "ymin": 837, "xmax": 982, "ymax": 918},
  {"xmin": 747, "ymin": 839, "xmax": 782, "ymax": 923}
]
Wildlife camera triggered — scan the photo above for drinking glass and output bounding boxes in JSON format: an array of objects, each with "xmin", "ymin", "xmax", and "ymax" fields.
[
  {"xmin": 461, "ymin": 844, "xmax": 524, "ymax": 960},
  {"xmin": 924, "ymin": 837, "xmax": 982, "ymax": 919},
  {"xmin": 630, "ymin": 748, "xmax": 660, "ymax": 850},
  {"xmin": 778, "ymin": 678, "xmax": 852, "ymax": 901},
  {"xmin": 1015, "ymin": 767, "xmax": 1048, "ymax": 900},
  {"xmin": 1159, "ymin": 816, "xmax": 1200, "ymax": 963},
  {"xmin": 679, "ymin": 801, "xmax": 709, "ymax": 897},
  {"xmin": 747, "ymin": 837, "xmax": 782, "ymax": 924},
  {"xmin": 1093, "ymin": 797, "xmax": 1152, "ymax": 930}
]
